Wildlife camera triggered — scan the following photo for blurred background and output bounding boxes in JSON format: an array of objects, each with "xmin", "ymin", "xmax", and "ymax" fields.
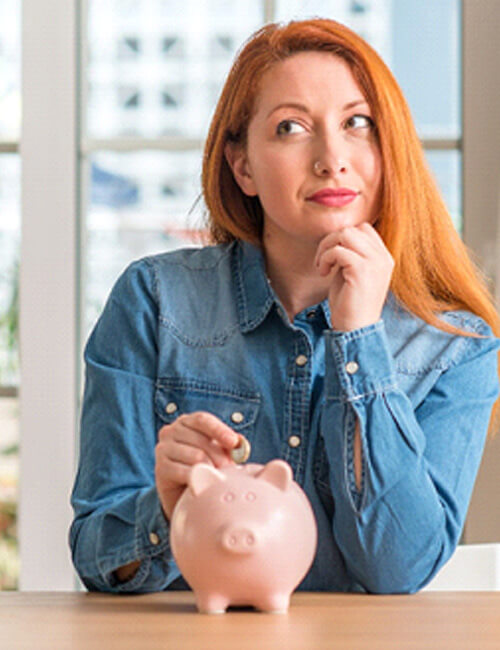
[{"xmin": 1, "ymin": 0, "xmax": 499, "ymax": 590}]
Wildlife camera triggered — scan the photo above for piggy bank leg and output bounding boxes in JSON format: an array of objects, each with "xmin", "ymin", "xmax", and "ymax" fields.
[
  {"xmin": 196, "ymin": 592, "xmax": 230, "ymax": 615},
  {"xmin": 255, "ymin": 593, "xmax": 290, "ymax": 614}
]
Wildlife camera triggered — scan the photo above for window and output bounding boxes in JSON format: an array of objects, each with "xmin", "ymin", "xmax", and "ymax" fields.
[
  {"xmin": 275, "ymin": 0, "xmax": 462, "ymax": 229},
  {"xmin": 82, "ymin": 0, "xmax": 264, "ymax": 343},
  {"xmin": 82, "ymin": 0, "xmax": 463, "ymax": 345},
  {"xmin": 0, "ymin": 0, "xmax": 20, "ymax": 591}
]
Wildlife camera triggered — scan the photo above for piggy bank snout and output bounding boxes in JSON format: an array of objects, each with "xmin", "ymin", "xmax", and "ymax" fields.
[{"xmin": 220, "ymin": 525, "xmax": 259, "ymax": 555}]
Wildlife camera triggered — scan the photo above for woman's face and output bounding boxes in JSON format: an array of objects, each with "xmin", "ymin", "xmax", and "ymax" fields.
[{"xmin": 226, "ymin": 51, "xmax": 382, "ymax": 253}]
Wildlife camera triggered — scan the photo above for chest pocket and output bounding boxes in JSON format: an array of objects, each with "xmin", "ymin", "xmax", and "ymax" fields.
[{"xmin": 155, "ymin": 378, "xmax": 260, "ymax": 436}]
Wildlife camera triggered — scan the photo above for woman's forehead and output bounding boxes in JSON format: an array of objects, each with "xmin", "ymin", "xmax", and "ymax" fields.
[{"xmin": 251, "ymin": 52, "xmax": 366, "ymax": 115}]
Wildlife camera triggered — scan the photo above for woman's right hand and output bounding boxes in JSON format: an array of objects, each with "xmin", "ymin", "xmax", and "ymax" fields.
[{"xmin": 155, "ymin": 412, "xmax": 239, "ymax": 521}]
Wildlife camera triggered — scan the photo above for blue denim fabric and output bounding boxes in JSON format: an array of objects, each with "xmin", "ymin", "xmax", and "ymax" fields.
[{"xmin": 70, "ymin": 240, "xmax": 500, "ymax": 594}]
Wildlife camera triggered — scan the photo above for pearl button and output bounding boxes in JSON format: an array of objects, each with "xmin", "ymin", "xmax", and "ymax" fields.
[
  {"xmin": 231, "ymin": 411, "xmax": 244, "ymax": 424},
  {"xmin": 149, "ymin": 532, "xmax": 160, "ymax": 546},
  {"xmin": 345, "ymin": 361, "xmax": 359, "ymax": 375},
  {"xmin": 288, "ymin": 435, "xmax": 301, "ymax": 448},
  {"xmin": 295, "ymin": 354, "xmax": 308, "ymax": 367},
  {"xmin": 165, "ymin": 402, "xmax": 178, "ymax": 414}
]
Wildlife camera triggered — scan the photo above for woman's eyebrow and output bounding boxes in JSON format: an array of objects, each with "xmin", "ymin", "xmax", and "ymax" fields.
[
  {"xmin": 267, "ymin": 98, "xmax": 368, "ymax": 118},
  {"xmin": 266, "ymin": 102, "xmax": 310, "ymax": 118},
  {"xmin": 343, "ymin": 99, "xmax": 368, "ymax": 110}
]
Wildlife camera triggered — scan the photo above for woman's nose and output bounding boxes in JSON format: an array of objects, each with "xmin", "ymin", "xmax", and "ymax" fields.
[
  {"xmin": 313, "ymin": 159, "xmax": 347, "ymax": 176},
  {"xmin": 313, "ymin": 141, "xmax": 348, "ymax": 176}
]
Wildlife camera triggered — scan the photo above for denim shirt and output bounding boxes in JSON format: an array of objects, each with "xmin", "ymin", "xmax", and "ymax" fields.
[{"xmin": 70, "ymin": 240, "xmax": 500, "ymax": 594}]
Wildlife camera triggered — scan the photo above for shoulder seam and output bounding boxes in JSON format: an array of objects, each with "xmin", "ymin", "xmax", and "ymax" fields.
[{"xmin": 144, "ymin": 244, "xmax": 233, "ymax": 271}]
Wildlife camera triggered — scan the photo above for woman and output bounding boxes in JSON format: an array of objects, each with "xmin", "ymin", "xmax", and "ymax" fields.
[{"xmin": 70, "ymin": 19, "xmax": 500, "ymax": 594}]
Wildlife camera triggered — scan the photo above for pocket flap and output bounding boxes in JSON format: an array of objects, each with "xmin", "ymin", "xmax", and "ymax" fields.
[{"xmin": 155, "ymin": 378, "xmax": 260, "ymax": 432}]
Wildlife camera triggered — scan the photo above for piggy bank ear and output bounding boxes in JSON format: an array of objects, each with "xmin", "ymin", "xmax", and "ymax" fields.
[
  {"xmin": 189, "ymin": 463, "xmax": 225, "ymax": 497},
  {"xmin": 257, "ymin": 460, "xmax": 292, "ymax": 491}
]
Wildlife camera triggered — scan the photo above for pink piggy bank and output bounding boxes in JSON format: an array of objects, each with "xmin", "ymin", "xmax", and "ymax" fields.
[{"xmin": 170, "ymin": 459, "xmax": 317, "ymax": 614}]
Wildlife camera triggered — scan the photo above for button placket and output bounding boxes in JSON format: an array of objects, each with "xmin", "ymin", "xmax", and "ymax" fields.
[{"xmin": 283, "ymin": 333, "xmax": 312, "ymax": 484}]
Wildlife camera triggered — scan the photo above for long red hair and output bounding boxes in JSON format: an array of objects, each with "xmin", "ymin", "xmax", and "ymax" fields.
[{"xmin": 202, "ymin": 19, "xmax": 500, "ymax": 436}]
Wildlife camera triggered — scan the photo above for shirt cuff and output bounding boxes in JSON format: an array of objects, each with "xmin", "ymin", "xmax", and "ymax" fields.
[
  {"xmin": 106, "ymin": 486, "xmax": 172, "ymax": 591},
  {"xmin": 134, "ymin": 485, "xmax": 171, "ymax": 557},
  {"xmin": 324, "ymin": 320, "xmax": 398, "ymax": 401}
]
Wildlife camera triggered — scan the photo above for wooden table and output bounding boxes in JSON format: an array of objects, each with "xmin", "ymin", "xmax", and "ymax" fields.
[{"xmin": 1, "ymin": 591, "xmax": 499, "ymax": 649}]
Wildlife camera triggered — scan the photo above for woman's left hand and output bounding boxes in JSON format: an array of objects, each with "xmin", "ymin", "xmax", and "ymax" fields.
[{"xmin": 315, "ymin": 222, "xmax": 394, "ymax": 332}]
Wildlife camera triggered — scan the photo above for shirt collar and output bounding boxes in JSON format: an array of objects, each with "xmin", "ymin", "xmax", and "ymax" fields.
[
  {"xmin": 232, "ymin": 240, "xmax": 397, "ymax": 333},
  {"xmin": 319, "ymin": 299, "xmax": 333, "ymax": 328}
]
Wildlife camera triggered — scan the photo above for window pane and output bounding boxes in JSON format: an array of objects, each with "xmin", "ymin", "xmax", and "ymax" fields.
[
  {"xmin": 0, "ymin": 155, "xmax": 20, "ymax": 386},
  {"xmin": 0, "ymin": 2, "xmax": 20, "ymax": 140},
  {"xmin": 84, "ymin": 150, "xmax": 205, "ymax": 336},
  {"xmin": 0, "ymin": 395, "xmax": 18, "ymax": 590},
  {"xmin": 275, "ymin": 0, "xmax": 461, "ymax": 139},
  {"xmin": 0, "ymin": 0, "xmax": 20, "ymax": 595},
  {"xmin": 86, "ymin": 0, "xmax": 264, "ymax": 139},
  {"xmin": 425, "ymin": 150, "xmax": 462, "ymax": 234},
  {"xmin": 0, "ymin": 153, "xmax": 20, "ymax": 592}
]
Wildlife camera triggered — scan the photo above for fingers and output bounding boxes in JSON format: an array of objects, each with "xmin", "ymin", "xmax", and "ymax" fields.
[
  {"xmin": 177, "ymin": 411, "xmax": 239, "ymax": 450},
  {"xmin": 155, "ymin": 411, "xmax": 241, "ymax": 519},
  {"xmin": 158, "ymin": 414, "xmax": 237, "ymax": 466},
  {"xmin": 317, "ymin": 222, "xmax": 395, "ymax": 332},
  {"xmin": 155, "ymin": 451, "xmax": 192, "ymax": 491},
  {"xmin": 315, "ymin": 224, "xmax": 392, "ymax": 276},
  {"xmin": 317, "ymin": 245, "xmax": 359, "ymax": 277},
  {"xmin": 155, "ymin": 411, "xmax": 240, "ymax": 499},
  {"xmin": 169, "ymin": 420, "xmax": 232, "ymax": 467},
  {"xmin": 315, "ymin": 228, "xmax": 365, "ymax": 278},
  {"xmin": 315, "ymin": 224, "xmax": 377, "ymax": 265},
  {"xmin": 167, "ymin": 432, "xmax": 216, "ymax": 466}
]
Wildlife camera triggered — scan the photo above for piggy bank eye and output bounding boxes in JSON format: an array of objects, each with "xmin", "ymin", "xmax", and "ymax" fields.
[
  {"xmin": 245, "ymin": 492, "xmax": 256, "ymax": 502},
  {"xmin": 222, "ymin": 492, "xmax": 236, "ymax": 503}
]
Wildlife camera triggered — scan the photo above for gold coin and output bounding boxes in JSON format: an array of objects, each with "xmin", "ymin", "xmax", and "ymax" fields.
[{"xmin": 230, "ymin": 435, "xmax": 251, "ymax": 464}]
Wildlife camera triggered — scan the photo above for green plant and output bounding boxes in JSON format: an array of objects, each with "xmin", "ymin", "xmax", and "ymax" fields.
[
  {"xmin": 0, "ymin": 257, "xmax": 19, "ymax": 386},
  {"xmin": 0, "ymin": 500, "xmax": 18, "ymax": 590}
]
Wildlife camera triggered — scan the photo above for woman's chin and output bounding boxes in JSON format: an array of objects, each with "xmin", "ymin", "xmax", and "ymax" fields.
[{"xmin": 316, "ymin": 212, "xmax": 367, "ymax": 233}]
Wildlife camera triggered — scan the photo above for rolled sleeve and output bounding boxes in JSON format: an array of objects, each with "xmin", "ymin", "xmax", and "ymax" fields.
[
  {"xmin": 70, "ymin": 259, "xmax": 181, "ymax": 593},
  {"xmin": 103, "ymin": 487, "xmax": 176, "ymax": 593},
  {"xmin": 320, "ymin": 317, "xmax": 500, "ymax": 594}
]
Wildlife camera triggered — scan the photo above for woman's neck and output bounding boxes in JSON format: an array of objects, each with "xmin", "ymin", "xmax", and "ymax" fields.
[{"xmin": 263, "ymin": 239, "xmax": 331, "ymax": 322}]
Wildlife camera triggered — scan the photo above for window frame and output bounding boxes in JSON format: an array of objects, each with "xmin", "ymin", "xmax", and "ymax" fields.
[{"xmin": 19, "ymin": 0, "xmax": 80, "ymax": 589}]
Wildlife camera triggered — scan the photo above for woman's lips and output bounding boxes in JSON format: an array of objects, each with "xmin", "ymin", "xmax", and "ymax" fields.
[{"xmin": 307, "ymin": 188, "xmax": 359, "ymax": 207}]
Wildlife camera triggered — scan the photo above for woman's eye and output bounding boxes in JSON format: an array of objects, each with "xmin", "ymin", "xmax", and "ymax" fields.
[
  {"xmin": 346, "ymin": 114, "xmax": 374, "ymax": 130},
  {"xmin": 276, "ymin": 120, "xmax": 305, "ymax": 136}
]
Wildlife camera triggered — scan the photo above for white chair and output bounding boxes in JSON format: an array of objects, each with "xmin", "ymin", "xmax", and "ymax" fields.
[{"xmin": 424, "ymin": 543, "xmax": 500, "ymax": 591}]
